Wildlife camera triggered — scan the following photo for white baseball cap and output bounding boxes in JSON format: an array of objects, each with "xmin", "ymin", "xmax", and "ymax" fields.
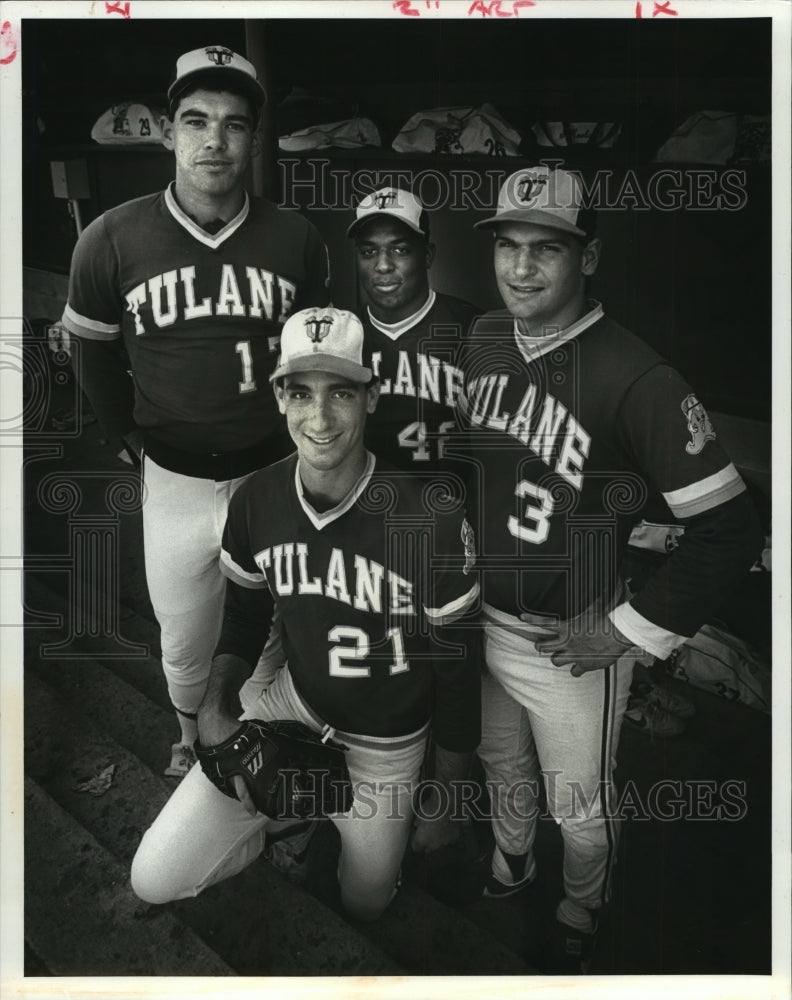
[
  {"xmin": 347, "ymin": 187, "xmax": 429, "ymax": 239},
  {"xmin": 168, "ymin": 45, "xmax": 266, "ymax": 114},
  {"xmin": 271, "ymin": 308, "xmax": 372, "ymax": 384},
  {"xmin": 475, "ymin": 166, "xmax": 591, "ymax": 237}
]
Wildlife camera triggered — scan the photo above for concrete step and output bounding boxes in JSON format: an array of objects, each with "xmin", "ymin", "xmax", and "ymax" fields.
[
  {"xmin": 24, "ymin": 671, "xmax": 402, "ymax": 976},
  {"xmin": 24, "ymin": 776, "xmax": 234, "ymax": 977}
]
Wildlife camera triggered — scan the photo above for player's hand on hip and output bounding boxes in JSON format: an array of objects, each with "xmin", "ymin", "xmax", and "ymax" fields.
[{"xmin": 532, "ymin": 614, "xmax": 634, "ymax": 677}]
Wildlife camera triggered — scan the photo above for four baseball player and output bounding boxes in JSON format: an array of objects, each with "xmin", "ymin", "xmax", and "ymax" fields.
[{"xmin": 63, "ymin": 43, "xmax": 764, "ymax": 972}]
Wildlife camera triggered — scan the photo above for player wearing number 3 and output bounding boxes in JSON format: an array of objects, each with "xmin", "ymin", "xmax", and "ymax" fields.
[
  {"xmin": 448, "ymin": 166, "xmax": 763, "ymax": 972},
  {"xmin": 62, "ymin": 47, "xmax": 330, "ymax": 774},
  {"xmin": 348, "ymin": 187, "xmax": 481, "ymax": 472},
  {"xmin": 131, "ymin": 307, "xmax": 481, "ymax": 921}
]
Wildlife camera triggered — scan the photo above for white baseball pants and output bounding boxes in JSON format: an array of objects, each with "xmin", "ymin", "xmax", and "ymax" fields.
[
  {"xmin": 141, "ymin": 455, "xmax": 282, "ymax": 716},
  {"xmin": 131, "ymin": 665, "xmax": 427, "ymax": 922},
  {"xmin": 477, "ymin": 607, "xmax": 633, "ymax": 913}
]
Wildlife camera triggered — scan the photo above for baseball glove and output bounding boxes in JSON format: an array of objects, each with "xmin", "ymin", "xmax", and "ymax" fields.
[{"xmin": 195, "ymin": 719, "xmax": 353, "ymax": 820}]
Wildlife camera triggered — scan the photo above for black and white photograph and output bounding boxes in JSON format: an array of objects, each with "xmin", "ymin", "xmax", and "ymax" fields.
[{"xmin": 2, "ymin": 1, "xmax": 789, "ymax": 997}]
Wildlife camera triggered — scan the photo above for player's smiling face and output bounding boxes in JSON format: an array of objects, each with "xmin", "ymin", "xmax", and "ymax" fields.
[
  {"xmin": 277, "ymin": 371, "xmax": 380, "ymax": 503},
  {"xmin": 493, "ymin": 222, "xmax": 600, "ymax": 336},
  {"xmin": 162, "ymin": 88, "xmax": 257, "ymax": 219},
  {"xmin": 355, "ymin": 218, "xmax": 435, "ymax": 324}
]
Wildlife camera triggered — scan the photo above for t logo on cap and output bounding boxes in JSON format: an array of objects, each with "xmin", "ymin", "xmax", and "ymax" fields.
[
  {"xmin": 205, "ymin": 46, "xmax": 233, "ymax": 66},
  {"xmin": 305, "ymin": 314, "xmax": 333, "ymax": 345},
  {"xmin": 374, "ymin": 190, "xmax": 399, "ymax": 210},
  {"xmin": 516, "ymin": 174, "xmax": 549, "ymax": 205}
]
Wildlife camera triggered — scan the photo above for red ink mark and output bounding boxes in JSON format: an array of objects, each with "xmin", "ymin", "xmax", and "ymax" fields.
[
  {"xmin": 0, "ymin": 21, "xmax": 18, "ymax": 64},
  {"xmin": 105, "ymin": 1, "xmax": 131, "ymax": 16},
  {"xmin": 635, "ymin": 1, "xmax": 643, "ymax": 16},
  {"xmin": 469, "ymin": 0, "xmax": 510, "ymax": 16},
  {"xmin": 393, "ymin": 0, "xmax": 421, "ymax": 15},
  {"xmin": 469, "ymin": 0, "xmax": 533, "ymax": 16},
  {"xmin": 652, "ymin": 1, "xmax": 678, "ymax": 15}
]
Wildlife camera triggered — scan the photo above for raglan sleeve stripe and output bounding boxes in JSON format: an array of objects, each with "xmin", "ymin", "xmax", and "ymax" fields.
[
  {"xmin": 62, "ymin": 303, "xmax": 120, "ymax": 340},
  {"xmin": 219, "ymin": 546, "xmax": 268, "ymax": 589},
  {"xmin": 661, "ymin": 463, "xmax": 746, "ymax": 518},
  {"xmin": 609, "ymin": 600, "xmax": 688, "ymax": 660},
  {"xmin": 424, "ymin": 581, "xmax": 480, "ymax": 625}
]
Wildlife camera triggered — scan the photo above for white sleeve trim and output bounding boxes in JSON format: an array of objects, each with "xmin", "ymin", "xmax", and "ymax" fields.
[
  {"xmin": 424, "ymin": 582, "xmax": 480, "ymax": 624},
  {"xmin": 63, "ymin": 303, "xmax": 120, "ymax": 340},
  {"xmin": 662, "ymin": 463, "xmax": 745, "ymax": 518},
  {"xmin": 219, "ymin": 548, "xmax": 268, "ymax": 590},
  {"xmin": 609, "ymin": 602, "xmax": 688, "ymax": 660}
]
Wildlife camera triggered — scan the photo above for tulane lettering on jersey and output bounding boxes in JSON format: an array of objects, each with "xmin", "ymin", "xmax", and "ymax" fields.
[
  {"xmin": 254, "ymin": 542, "xmax": 416, "ymax": 616},
  {"xmin": 125, "ymin": 264, "xmax": 297, "ymax": 334},
  {"xmin": 464, "ymin": 376, "xmax": 591, "ymax": 490},
  {"xmin": 371, "ymin": 350, "xmax": 465, "ymax": 406}
]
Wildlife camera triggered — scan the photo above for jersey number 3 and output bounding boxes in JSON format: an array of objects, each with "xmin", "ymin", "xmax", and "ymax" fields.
[
  {"xmin": 328, "ymin": 625, "xmax": 410, "ymax": 677},
  {"xmin": 507, "ymin": 479, "xmax": 555, "ymax": 544}
]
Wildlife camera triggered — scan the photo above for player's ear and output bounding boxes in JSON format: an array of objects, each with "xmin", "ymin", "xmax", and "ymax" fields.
[
  {"xmin": 160, "ymin": 116, "xmax": 175, "ymax": 151},
  {"xmin": 424, "ymin": 241, "xmax": 437, "ymax": 269},
  {"xmin": 366, "ymin": 381, "xmax": 380, "ymax": 414},
  {"xmin": 581, "ymin": 238, "xmax": 601, "ymax": 276},
  {"xmin": 275, "ymin": 382, "xmax": 287, "ymax": 414}
]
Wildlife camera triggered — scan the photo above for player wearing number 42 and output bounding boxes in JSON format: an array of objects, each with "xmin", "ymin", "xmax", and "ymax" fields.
[
  {"xmin": 61, "ymin": 46, "xmax": 330, "ymax": 775},
  {"xmin": 348, "ymin": 186, "xmax": 481, "ymax": 470},
  {"xmin": 131, "ymin": 307, "xmax": 482, "ymax": 921},
  {"xmin": 442, "ymin": 165, "xmax": 764, "ymax": 973}
]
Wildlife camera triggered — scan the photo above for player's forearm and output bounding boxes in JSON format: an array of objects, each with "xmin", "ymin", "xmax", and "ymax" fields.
[
  {"xmin": 619, "ymin": 491, "xmax": 764, "ymax": 654},
  {"xmin": 69, "ymin": 335, "xmax": 137, "ymax": 439},
  {"xmin": 196, "ymin": 653, "xmax": 250, "ymax": 744},
  {"xmin": 214, "ymin": 579, "xmax": 273, "ymax": 667}
]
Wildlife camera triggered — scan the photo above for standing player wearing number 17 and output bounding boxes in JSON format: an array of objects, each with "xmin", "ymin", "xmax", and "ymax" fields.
[{"xmin": 62, "ymin": 46, "xmax": 330, "ymax": 775}]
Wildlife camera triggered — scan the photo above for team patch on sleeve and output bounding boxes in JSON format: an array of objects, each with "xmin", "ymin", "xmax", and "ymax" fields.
[
  {"xmin": 461, "ymin": 517, "xmax": 476, "ymax": 575},
  {"xmin": 680, "ymin": 394, "xmax": 716, "ymax": 455}
]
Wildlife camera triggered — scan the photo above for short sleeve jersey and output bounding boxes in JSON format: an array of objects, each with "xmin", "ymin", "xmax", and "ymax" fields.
[
  {"xmin": 62, "ymin": 185, "xmax": 330, "ymax": 452},
  {"xmin": 362, "ymin": 291, "xmax": 480, "ymax": 471},
  {"xmin": 456, "ymin": 303, "xmax": 746, "ymax": 632},
  {"xmin": 219, "ymin": 453, "xmax": 480, "ymax": 742}
]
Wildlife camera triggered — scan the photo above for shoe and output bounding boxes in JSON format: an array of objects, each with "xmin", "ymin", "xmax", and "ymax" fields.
[
  {"xmin": 164, "ymin": 742, "xmax": 197, "ymax": 778},
  {"xmin": 427, "ymin": 851, "xmax": 533, "ymax": 906},
  {"xmin": 624, "ymin": 694, "xmax": 685, "ymax": 737},
  {"xmin": 547, "ymin": 918, "xmax": 598, "ymax": 975},
  {"xmin": 631, "ymin": 679, "xmax": 696, "ymax": 719},
  {"xmin": 264, "ymin": 819, "xmax": 319, "ymax": 884},
  {"xmin": 484, "ymin": 870, "xmax": 535, "ymax": 899}
]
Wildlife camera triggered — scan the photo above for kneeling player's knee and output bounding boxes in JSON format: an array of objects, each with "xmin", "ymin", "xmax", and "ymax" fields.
[{"xmin": 130, "ymin": 839, "xmax": 187, "ymax": 905}]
